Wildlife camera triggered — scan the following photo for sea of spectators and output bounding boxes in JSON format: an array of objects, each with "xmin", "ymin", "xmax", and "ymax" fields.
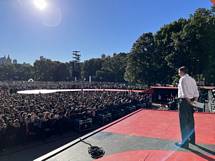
[
  {"xmin": 0, "ymin": 81, "xmax": 147, "ymax": 91},
  {"xmin": 0, "ymin": 82, "xmax": 151, "ymax": 150}
]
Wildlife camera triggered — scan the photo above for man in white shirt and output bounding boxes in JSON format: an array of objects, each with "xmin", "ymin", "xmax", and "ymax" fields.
[{"xmin": 175, "ymin": 66, "xmax": 199, "ymax": 148}]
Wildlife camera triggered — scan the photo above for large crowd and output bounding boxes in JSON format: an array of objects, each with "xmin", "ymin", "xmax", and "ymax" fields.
[
  {"xmin": 0, "ymin": 82, "xmax": 151, "ymax": 150},
  {"xmin": 0, "ymin": 81, "xmax": 147, "ymax": 91}
]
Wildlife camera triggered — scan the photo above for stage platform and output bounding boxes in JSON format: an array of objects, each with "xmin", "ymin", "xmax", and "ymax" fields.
[{"xmin": 35, "ymin": 109, "xmax": 215, "ymax": 161}]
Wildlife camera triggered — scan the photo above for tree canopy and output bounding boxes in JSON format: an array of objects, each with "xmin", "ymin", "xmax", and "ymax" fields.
[{"xmin": 125, "ymin": 7, "xmax": 215, "ymax": 85}]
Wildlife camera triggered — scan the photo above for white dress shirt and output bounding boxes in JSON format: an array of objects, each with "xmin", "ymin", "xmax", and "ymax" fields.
[{"xmin": 178, "ymin": 74, "xmax": 199, "ymax": 99}]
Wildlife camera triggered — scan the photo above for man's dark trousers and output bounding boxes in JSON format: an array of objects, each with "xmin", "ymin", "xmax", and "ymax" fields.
[{"xmin": 178, "ymin": 99, "xmax": 195, "ymax": 146}]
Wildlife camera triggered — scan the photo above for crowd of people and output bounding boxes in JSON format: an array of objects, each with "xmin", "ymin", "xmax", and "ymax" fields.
[
  {"xmin": 0, "ymin": 81, "xmax": 147, "ymax": 91},
  {"xmin": 0, "ymin": 82, "xmax": 151, "ymax": 150}
]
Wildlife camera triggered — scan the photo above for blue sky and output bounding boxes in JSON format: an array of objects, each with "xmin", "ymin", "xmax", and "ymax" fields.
[{"xmin": 0, "ymin": 0, "xmax": 212, "ymax": 64}]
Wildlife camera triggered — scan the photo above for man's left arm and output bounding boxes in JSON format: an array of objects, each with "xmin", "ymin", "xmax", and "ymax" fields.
[{"xmin": 193, "ymin": 80, "xmax": 199, "ymax": 101}]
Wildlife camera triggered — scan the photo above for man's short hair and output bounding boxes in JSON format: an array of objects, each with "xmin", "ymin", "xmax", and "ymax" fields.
[{"xmin": 178, "ymin": 66, "xmax": 188, "ymax": 74}]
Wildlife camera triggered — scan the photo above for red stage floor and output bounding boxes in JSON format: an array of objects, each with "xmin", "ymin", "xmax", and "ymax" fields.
[
  {"xmin": 35, "ymin": 109, "xmax": 215, "ymax": 161},
  {"xmin": 95, "ymin": 150, "xmax": 215, "ymax": 161},
  {"xmin": 104, "ymin": 110, "xmax": 215, "ymax": 145}
]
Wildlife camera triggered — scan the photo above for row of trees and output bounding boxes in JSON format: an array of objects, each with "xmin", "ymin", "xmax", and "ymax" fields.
[
  {"xmin": 0, "ymin": 8, "xmax": 215, "ymax": 85},
  {"xmin": 0, "ymin": 53, "xmax": 127, "ymax": 82}
]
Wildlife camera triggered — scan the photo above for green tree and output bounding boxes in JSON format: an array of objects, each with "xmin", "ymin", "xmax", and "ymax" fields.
[
  {"xmin": 125, "ymin": 33, "xmax": 159, "ymax": 84},
  {"xmin": 33, "ymin": 57, "xmax": 57, "ymax": 81},
  {"xmin": 97, "ymin": 53, "xmax": 127, "ymax": 82},
  {"xmin": 82, "ymin": 58, "xmax": 103, "ymax": 81}
]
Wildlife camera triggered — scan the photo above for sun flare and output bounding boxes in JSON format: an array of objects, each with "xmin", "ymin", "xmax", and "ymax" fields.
[{"xmin": 33, "ymin": 0, "xmax": 48, "ymax": 11}]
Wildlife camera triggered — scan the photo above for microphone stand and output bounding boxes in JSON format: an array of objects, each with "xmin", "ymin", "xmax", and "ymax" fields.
[{"xmin": 79, "ymin": 138, "xmax": 105, "ymax": 159}]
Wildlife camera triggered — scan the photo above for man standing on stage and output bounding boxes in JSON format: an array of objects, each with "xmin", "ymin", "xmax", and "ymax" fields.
[{"xmin": 175, "ymin": 66, "xmax": 199, "ymax": 148}]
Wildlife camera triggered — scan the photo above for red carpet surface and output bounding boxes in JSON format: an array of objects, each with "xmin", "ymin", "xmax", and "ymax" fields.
[
  {"xmin": 95, "ymin": 150, "xmax": 215, "ymax": 161},
  {"xmin": 104, "ymin": 110, "xmax": 215, "ymax": 145}
]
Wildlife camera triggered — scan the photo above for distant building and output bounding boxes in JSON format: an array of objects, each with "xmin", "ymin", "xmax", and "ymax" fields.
[
  {"xmin": 0, "ymin": 55, "xmax": 17, "ymax": 65},
  {"xmin": 13, "ymin": 59, "xmax": 18, "ymax": 64}
]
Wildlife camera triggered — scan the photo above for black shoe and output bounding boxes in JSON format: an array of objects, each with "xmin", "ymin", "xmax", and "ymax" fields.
[{"xmin": 175, "ymin": 142, "xmax": 189, "ymax": 148}]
